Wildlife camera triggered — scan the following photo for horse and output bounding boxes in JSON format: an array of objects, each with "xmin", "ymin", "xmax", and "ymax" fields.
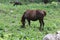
[
  {"xmin": 10, "ymin": 1, "xmax": 22, "ymax": 6},
  {"xmin": 43, "ymin": 0, "xmax": 49, "ymax": 4},
  {"xmin": 21, "ymin": 10, "xmax": 46, "ymax": 31}
]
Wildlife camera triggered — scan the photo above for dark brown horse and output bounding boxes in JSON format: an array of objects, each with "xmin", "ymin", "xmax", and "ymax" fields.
[
  {"xmin": 21, "ymin": 10, "xmax": 46, "ymax": 31},
  {"xmin": 43, "ymin": 0, "xmax": 49, "ymax": 4},
  {"xmin": 10, "ymin": 1, "xmax": 22, "ymax": 6}
]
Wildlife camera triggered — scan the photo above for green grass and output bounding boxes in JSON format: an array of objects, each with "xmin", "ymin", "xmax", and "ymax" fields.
[{"xmin": 0, "ymin": 2, "xmax": 60, "ymax": 40}]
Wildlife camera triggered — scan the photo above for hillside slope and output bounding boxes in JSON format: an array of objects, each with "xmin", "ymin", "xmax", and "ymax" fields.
[{"xmin": 0, "ymin": 2, "xmax": 60, "ymax": 40}]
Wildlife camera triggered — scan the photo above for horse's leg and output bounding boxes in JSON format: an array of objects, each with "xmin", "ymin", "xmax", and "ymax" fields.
[
  {"xmin": 27, "ymin": 19, "xmax": 30, "ymax": 26},
  {"xmin": 39, "ymin": 19, "xmax": 44, "ymax": 31},
  {"xmin": 42, "ymin": 19, "xmax": 44, "ymax": 30},
  {"xmin": 39, "ymin": 20, "xmax": 42, "ymax": 31}
]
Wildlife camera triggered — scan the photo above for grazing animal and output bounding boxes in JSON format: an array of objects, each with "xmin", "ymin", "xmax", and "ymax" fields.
[
  {"xmin": 43, "ymin": 0, "xmax": 49, "ymax": 4},
  {"xmin": 21, "ymin": 10, "xmax": 46, "ymax": 31},
  {"xmin": 58, "ymin": 0, "xmax": 60, "ymax": 2},
  {"xmin": 10, "ymin": 1, "xmax": 22, "ymax": 6},
  {"xmin": 30, "ymin": 0, "xmax": 34, "ymax": 2}
]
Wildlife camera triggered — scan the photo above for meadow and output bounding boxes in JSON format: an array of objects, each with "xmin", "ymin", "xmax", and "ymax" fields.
[{"xmin": 0, "ymin": 2, "xmax": 60, "ymax": 40}]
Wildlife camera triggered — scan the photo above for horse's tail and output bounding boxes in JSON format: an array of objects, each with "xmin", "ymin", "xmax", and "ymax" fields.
[{"xmin": 43, "ymin": 11, "xmax": 46, "ymax": 16}]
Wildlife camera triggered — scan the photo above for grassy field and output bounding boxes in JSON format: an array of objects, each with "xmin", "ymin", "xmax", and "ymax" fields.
[{"xmin": 0, "ymin": 2, "xmax": 60, "ymax": 40}]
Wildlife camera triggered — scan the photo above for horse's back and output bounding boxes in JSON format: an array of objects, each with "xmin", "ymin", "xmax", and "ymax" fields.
[
  {"xmin": 36, "ymin": 10, "xmax": 46, "ymax": 16},
  {"xmin": 23, "ymin": 10, "xmax": 46, "ymax": 20},
  {"xmin": 24, "ymin": 10, "xmax": 37, "ymax": 20}
]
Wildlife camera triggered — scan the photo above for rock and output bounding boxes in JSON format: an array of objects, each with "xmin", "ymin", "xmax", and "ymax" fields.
[{"xmin": 43, "ymin": 31, "xmax": 60, "ymax": 40}]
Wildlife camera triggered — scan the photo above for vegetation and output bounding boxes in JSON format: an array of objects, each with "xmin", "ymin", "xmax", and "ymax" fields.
[
  {"xmin": 0, "ymin": 1, "xmax": 60, "ymax": 40},
  {"xmin": 0, "ymin": 0, "xmax": 59, "ymax": 4}
]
